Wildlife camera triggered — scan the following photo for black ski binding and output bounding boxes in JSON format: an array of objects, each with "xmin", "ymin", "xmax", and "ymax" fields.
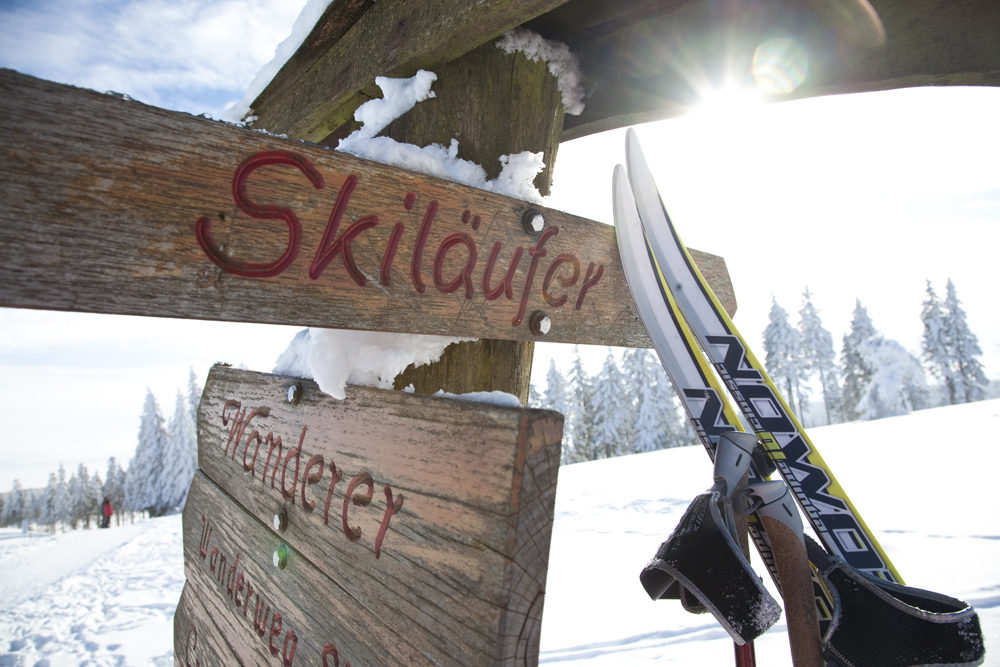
[
  {"xmin": 640, "ymin": 491, "xmax": 781, "ymax": 644},
  {"xmin": 804, "ymin": 536, "xmax": 986, "ymax": 667}
]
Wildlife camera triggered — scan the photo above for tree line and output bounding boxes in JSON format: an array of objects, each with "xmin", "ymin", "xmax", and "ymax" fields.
[
  {"xmin": 763, "ymin": 279, "xmax": 988, "ymax": 425},
  {"xmin": 533, "ymin": 347, "xmax": 698, "ymax": 464},
  {"xmin": 0, "ymin": 370, "xmax": 201, "ymax": 531},
  {"xmin": 533, "ymin": 279, "xmax": 990, "ymax": 464}
]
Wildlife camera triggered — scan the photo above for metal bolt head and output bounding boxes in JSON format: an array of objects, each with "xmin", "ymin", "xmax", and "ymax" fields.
[
  {"xmin": 287, "ymin": 383, "xmax": 301, "ymax": 404},
  {"xmin": 273, "ymin": 544, "xmax": 288, "ymax": 570},
  {"xmin": 522, "ymin": 209, "xmax": 545, "ymax": 234},
  {"xmin": 529, "ymin": 311, "xmax": 552, "ymax": 336},
  {"xmin": 273, "ymin": 508, "xmax": 288, "ymax": 532}
]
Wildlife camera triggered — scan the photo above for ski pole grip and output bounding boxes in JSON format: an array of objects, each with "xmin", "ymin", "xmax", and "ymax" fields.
[{"xmin": 759, "ymin": 514, "xmax": 824, "ymax": 667}]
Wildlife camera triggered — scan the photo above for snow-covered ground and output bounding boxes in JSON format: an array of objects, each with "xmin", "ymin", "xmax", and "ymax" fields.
[{"xmin": 2, "ymin": 399, "xmax": 998, "ymax": 666}]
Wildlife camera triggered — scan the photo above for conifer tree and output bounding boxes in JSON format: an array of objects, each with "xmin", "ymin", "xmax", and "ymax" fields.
[
  {"xmin": 943, "ymin": 279, "xmax": 988, "ymax": 403},
  {"xmin": 67, "ymin": 471, "xmax": 81, "ymax": 529},
  {"xmin": 89, "ymin": 472, "xmax": 103, "ymax": 528},
  {"xmin": 528, "ymin": 383, "xmax": 542, "ymax": 408},
  {"xmin": 921, "ymin": 280, "xmax": 952, "ymax": 404},
  {"xmin": 843, "ymin": 301, "xmax": 927, "ymax": 420},
  {"xmin": 1, "ymin": 480, "xmax": 26, "ymax": 527},
  {"xmin": 542, "ymin": 358, "xmax": 574, "ymax": 462},
  {"xmin": 73, "ymin": 464, "xmax": 92, "ymax": 528},
  {"xmin": 162, "ymin": 389, "xmax": 199, "ymax": 512},
  {"xmin": 43, "ymin": 472, "xmax": 59, "ymax": 533},
  {"xmin": 589, "ymin": 349, "xmax": 630, "ymax": 459},
  {"xmin": 764, "ymin": 297, "xmax": 807, "ymax": 419},
  {"xmin": 127, "ymin": 390, "xmax": 169, "ymax": 517},
  {"xmin": 55, "ymin": 464, "xmax": 70, "ymax": 531},
  {"xmin": 116, "ymin": 464, "xmax": 128, "ymax": 524},
  {"xmin": 842, "ymin": 300, "xmax": 878, "ymax": 422},
  {"xmin": 622, "ymin": 348, "xmax": 690, "ymax": 452},
  {"xmin": 798, "ymin": 287, "xmax": 842, "ymax": 425},
  {"xmin": 187, "ymin": 368, "xmax": 201, "ymax": 426},
  {"xmin": 565, "ymin": 346, "xmax": 594, "ymax": 462}
]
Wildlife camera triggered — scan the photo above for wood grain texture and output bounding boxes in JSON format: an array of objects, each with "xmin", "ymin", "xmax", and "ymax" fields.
[
  {"xmin": 189, "ymin": 365, "xmax": 563, "ymax": 665},
  {"xmin": 376, "ymin": 36, "xmax": 565, "ymax": 404},
  {"xmin": 0, "ymin": 69, "xmax": 736, "ymax": 347},
  {"xmin": 248, "ymin": 0, "xmax": 573, "ymax": 141}
]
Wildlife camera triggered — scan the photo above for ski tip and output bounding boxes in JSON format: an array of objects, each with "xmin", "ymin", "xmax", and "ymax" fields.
[{"xmin": 625, "ymin": 127, "xmax": 647, "ymax": 175}]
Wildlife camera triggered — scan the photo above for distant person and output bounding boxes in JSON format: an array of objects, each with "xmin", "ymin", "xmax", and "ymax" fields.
[{"xmin": 102, "ymin": 497, "xmax": 113, "ymax": 528}]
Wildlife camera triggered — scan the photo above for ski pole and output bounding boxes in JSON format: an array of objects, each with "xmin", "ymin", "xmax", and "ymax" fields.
[{"xmin": 745, "ymin": 481, "xmax": 823, "ymax": 667}]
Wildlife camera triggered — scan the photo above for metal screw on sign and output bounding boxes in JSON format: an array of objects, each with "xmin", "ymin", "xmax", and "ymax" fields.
[
  {"xmin": 287, "ymin": 383, "xmax": 301, "ymax": 404},
  {"xmin": 529, "ymin": 311, "xmax": 551, "ymax": 336},
  {"xmin": 273, "ymin": 544, "xmax": 288, "ymax": 570},
  {"xmin": 522, "ymin": 209, "xmax": 545, "ymax": 235},
  {"xmin": 273, "ymin": 508, "xmax": 288, "ymax": 532}
]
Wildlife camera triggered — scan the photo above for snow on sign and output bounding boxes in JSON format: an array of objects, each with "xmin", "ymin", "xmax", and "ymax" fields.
[
  {"xmin": 174, "ymin": 365, "xmax": 563, "ymax": 667},
  {"xmin": 0, "ymin": 70, "xmax": 735, "ymax": 346}
]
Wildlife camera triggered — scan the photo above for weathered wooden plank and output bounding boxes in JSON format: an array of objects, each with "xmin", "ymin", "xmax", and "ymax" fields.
[
  {"xmin": 0, "ymin": 69, "xmax": 735, "ymax": 347},
  {"xmin": 248, "ymin": 0, "xmax": 574, "ymax": 142},
  {"xmin": 189, "ymin": 365, "xmax": 562, "ymax": 665}
]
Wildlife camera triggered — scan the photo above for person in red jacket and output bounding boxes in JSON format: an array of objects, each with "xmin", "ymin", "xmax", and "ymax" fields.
[{"xmin": 102, "ymin": 497, "xmax": 113, "ymax": 528}]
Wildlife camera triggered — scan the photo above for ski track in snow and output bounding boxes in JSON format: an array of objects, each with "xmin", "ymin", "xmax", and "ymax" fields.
[
  {"xmin": 0, "ymin": 515, "xmax": 184, "ymax": 667},
  {"xmin": 0, "ymin": 401, "xmax": 998, "ymax": 665}
]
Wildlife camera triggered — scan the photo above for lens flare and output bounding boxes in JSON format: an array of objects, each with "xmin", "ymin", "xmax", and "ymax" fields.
[{"xmin": 753, "ymin": 38, "xmax": 808, "ymax": 93}]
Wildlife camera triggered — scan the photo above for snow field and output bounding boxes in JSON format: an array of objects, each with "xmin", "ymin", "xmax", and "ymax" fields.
[
  {"xmin": 1, "ymin": 400, "xmax": 997, "ymax": 665},
  {"xmin": 0, "ymin": 516, "xmax": 184, "ymax": 667}
]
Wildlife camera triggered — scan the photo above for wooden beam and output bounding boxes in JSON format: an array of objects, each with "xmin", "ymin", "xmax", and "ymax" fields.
[
  {"xmin": 187, "ymin": 365, "xmax": 563, "ymax": 665},
  {"xmin": 559, "ymin": 0, "xmax": 1000, "ymax": 141},
  {"xmin": 0, "ymin": 69, "xmax": 736, "ymax": 348},
  {"xmin": 248, "ymin": 0, "xmax": 575, "ymax": 142}
]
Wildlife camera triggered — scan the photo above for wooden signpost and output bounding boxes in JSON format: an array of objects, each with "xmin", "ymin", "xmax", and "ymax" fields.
[
  {"xmin": 174, "ymin": 366, "xmax": 563, "ymax": 666},
  {"xmin": 0, "ymin": 69, "xmax": 735, "ymax": 349}
]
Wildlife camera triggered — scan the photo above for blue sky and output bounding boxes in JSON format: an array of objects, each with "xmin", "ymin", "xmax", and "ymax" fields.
[{"xmin": 2, "ymin": 0, "xmax": 999, "ymax": 489}]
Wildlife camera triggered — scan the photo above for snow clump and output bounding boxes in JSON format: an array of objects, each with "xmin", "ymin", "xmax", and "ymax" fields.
[
  {"xmin": 351, "ymin": 70, "xmax": 438, "ymax": 139},
  {"xmin": 273, "ymin": 328, "xmax": 473, "ymax": 400},
  {"xmin": 221, "ymin": 0, "xmax": 337, "ymax": 123},
  {"xmin": 495, "ymin": 27, "xmax": 586, "ymax": 115},
  {"xmin": 431, "ymin": 389, "xmax": 523, "ymax": 408},
  {"xmin": 336, "ymin": 71, "xmax": 547, "ymax": 204}
]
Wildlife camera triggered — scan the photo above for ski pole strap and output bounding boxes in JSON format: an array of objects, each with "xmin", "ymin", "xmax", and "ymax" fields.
[
  {"xmin": 640, "ymin": 492, "xmax": 781, "ymax": 645},
  {"xmin": 804, "ymin": 536, "xmax": 986, "ymax": 667}
]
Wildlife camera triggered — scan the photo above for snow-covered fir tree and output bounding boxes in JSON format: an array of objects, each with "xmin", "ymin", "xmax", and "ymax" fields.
[
  {"xmin": 565, "ymin": 346, "xmax": 594, "ymax": 462},
  {"xmin": 161, "ymin": 389, "xmax": 199, "ymax": 512},
  {"xmin": 798, "ymin": 287, "xmax": 842, "ymax": 425},
  {"xmin": 841, "ymin": 300, "xmax": 878, "ymax": 422},
  {"xmin": 42, "ymin": 472, "xmax": 58, "ymax": 533},
  {"xmin": 104, "ymin": 457, "xmax": 126, "ymax": 526},
  {"xmin": 89, "ymin": 471, "xmax": 103, "ymax": 528},
  {"xmin": 588, "ymin": 349, "xmax": 630, "ymax": 460},
  {"xmin": 622, "ymin": 348, "xmax": 690, "ymax": 452},
  {"xmin": 921, "ymin": 280, "xmax": 952, "ymax": 404},
  {"xmin": 71, "ymin": 464, "xmax": 93, "ymax": 528},
  {"xmin": 763, "ymin": 297, "xmax": 807, "ymax": 419},
  {"xmin": 528, "ymin": 383, "xmax": 542, "ymax": 408},
  {"xmin": 115, "ymin": 463, "xmax": 129, "ymax": 523},
  {"xmin": 541, "ymin": 358, "xmax": 574, "ymax": 462},
  {"xmin": 942, "ymin": 279, "xmax": 988, "ymax": 403},
  {"xmin": 55, "ymin": 464, "xmax": 70, "ymax": 531},
  {"xmin": 843, "ymin": 300, "xmax": 927, "ymax": 420},
  {"xmin": 1, "ymin": 480, "xmax": 27, "ymax": 527},
  {"xmin": 127, "ymin": 390, "xmax": 169, "ymax": 517},
  {"xmin": 187, "ymin": 367, "xmax": 201, "ymax": 426}
]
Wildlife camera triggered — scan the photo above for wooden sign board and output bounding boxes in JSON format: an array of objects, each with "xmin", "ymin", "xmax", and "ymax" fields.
[
  {"xmin": 174, "ymin": 365, "xmax": 563, "ymax": 666},
  {"xmin": 0, "ymin": 69, "xmax": 735, "ymax": 347}
]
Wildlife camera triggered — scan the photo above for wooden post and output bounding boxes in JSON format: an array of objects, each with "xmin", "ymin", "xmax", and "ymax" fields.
[{"xmin": 385, "ymin": 40, "xmax": 565, "ymax": 403}]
